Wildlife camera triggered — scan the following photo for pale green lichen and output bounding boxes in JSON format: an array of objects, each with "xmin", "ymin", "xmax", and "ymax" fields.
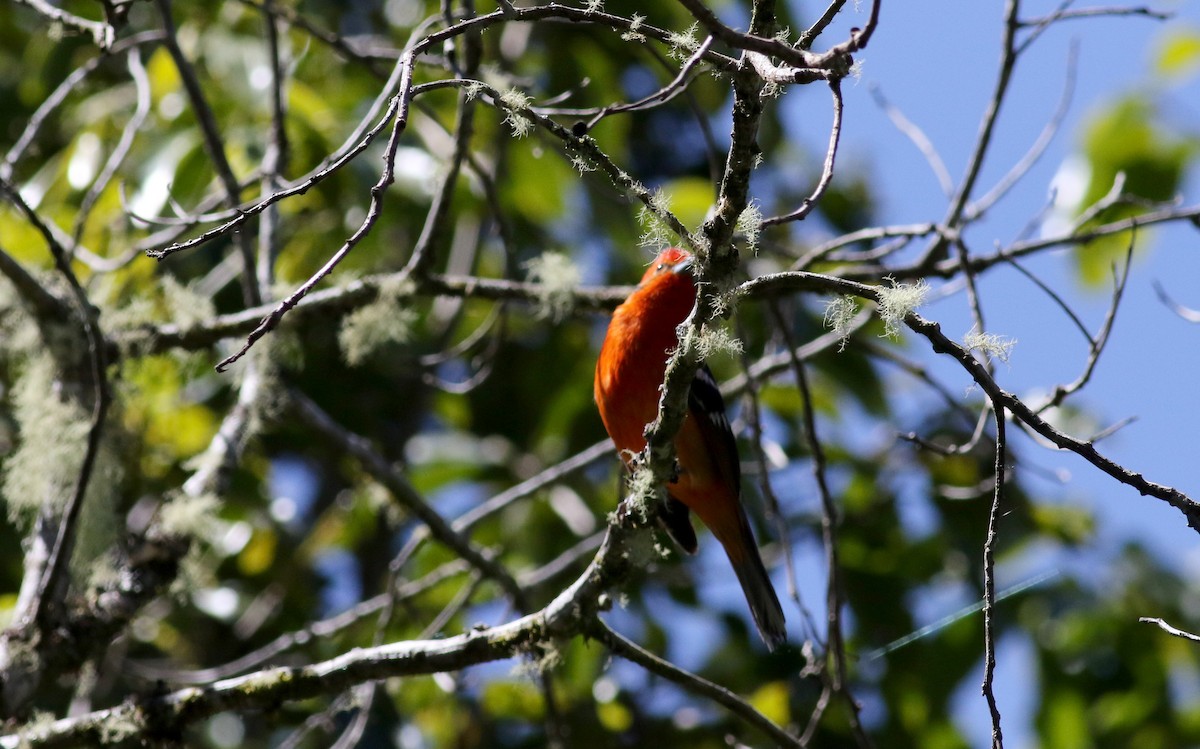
[
  {"xmin": 97, "ymin": 712, "xmax": 142, "ymax": 744},
  {"xmin": 621, "ymin": 14, "xmax": 646, "ymax": 43},
  {"xmin": 99, "ymin": 293, "xmax": 157, "ymax": 331},
  {"xmin": 71, "ymin": 436, "xmax": 124, "ymax": 588},
  {"xmin": 667, "ymin": 22, "xmax": 700, "ymax": 60},
  {"xmin": 162, "ymin": 276, "xmax": 217, "ymax": 331},
  {"xmin": 648, "ymin": 187, "xmax": 672, "ymax": 215},
  {"xmin": 876, "ymin": 278, "xmax": 928, "ymax": 338},
  {"xmin": 524, "ymin": 252, "xmax": 582, "ymax": 322},
  {"xmin": 823, "ymin": 295, "xmax": 859, "ymax": 351},
  {"xmin": 158, "ymin": 492, "xmax": 220, "ymax": 537},
  {"xmin": 2, "ymin": 355, "xmax": 91, "ymax": 522},
  {"xmin": 338, "ymin": 277, "xmax": 418, "ymax": 366},
  {"xmin": 500, "ymin": 87, "xmax": 534, "ymax": 138},
  {"xmin": 625, "ymin": 463, "xmax": 658, "ymax": 522},
  {"xmin": 736, "ymin": 201, "xmax": 763, "ymax": 252},
  {"xmin": 695, "ymin": 326, "xmax": 742, "ymax": 359},
  {"xmin": 15, "ymin": 709, "xmax": 57, "ymax": 748},
  {"xmin": 964, "ymin": 327, "xmax": 1016, "ymax": 363},
  {"xmin": 585, "ymin": 0, "xmax": 603, "ymax": 12},
  {"xmin": 637, "ymin": 189, "xmax": 677, "ymax": 248},
  {"xmin": 170, "ymin": 545, "xmax": 216, "ymax": 599},
  {"xmin": 570, "ymin": 153, "xmax": 595, "ymax": 174},
  {"xmin": 512, "ymin": 640, "xmax": 563, "ymax": 679},
  {"xmin": 100, "ymin": 274, "xmax": 215, "ymax": 335}
]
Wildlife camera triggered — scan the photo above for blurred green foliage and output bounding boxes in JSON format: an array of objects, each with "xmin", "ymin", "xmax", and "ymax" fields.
[{"xmin": 1071, "ymin": 28, "xmax": 1200, "ymax": 285}]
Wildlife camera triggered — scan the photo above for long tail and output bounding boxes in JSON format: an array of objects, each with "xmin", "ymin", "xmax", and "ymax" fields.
[{"xmin": 721, "ymin": 509, "xmax": 786, "ymax": 651}]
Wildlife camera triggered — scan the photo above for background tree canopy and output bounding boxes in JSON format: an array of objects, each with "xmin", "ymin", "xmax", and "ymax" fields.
[{"xmin": 0, "ymin": 0, "xmax": 1199, "ymax": 747}]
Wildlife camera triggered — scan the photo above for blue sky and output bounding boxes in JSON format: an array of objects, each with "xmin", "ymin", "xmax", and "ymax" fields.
[
  {"xmin": 819, "ymin": 0, "xmax": 1200, "ymax": 563},
  {"xmin": 772, "ymin": 1, "xmax": 1200, "ymax": 744}
]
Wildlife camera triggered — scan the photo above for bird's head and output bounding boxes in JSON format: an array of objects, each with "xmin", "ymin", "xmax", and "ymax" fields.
[{"xmin": 638, "ymin": 247, "xmax": 694, "ymax": 285}]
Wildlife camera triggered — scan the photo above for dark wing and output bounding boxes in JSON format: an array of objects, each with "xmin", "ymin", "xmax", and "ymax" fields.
[
  {"xmin": 687, "ymin": 363, "xmax": 741, "ymax": 490},
  {"xmin": 657, "ymin": 496, "xmax": 698, "ymax": 554},
  {"xmin": 655, "ymin": 364, "xmax": 739, "ymax": 556}
]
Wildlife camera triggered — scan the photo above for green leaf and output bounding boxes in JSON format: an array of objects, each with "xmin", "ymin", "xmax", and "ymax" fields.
[
  {"xmin": 660, "ymin": 175, "xmax": 714, "ymax": 230},
  {"xmin": 748, "ymin": 680, "xmax": 790, "ymax": 725},
  {"xmin": 1153, "ymin": 27, "xmax": 1200, "ymax": 80},
  {"xmin": 1073, "ymin": 96, "xmax": 1192, "ymax": 285},
  {"xmin": 1040, "ymin": 691, "xmax": 1093, "ymax": 749}
]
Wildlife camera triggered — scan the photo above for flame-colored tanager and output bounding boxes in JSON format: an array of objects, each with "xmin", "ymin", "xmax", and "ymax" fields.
[{"xmin": 594, "ymin": 247, "xmax": 786, "ymax": 650}]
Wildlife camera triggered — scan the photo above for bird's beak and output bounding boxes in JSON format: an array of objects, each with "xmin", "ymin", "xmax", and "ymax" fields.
[{"xmin": 673, "ymin": 256, "xmax": 694, "ymax": 274}]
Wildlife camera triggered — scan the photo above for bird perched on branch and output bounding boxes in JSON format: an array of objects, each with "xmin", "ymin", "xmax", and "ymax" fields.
[{"xmin": 594, "ymin": 247, "xmax": 786, "ymax": 650}]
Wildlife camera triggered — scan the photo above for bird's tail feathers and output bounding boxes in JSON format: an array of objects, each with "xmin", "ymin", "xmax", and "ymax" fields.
[{"xmin": 724, "ymin": 513, "xmax": 786, "ymax": 651}]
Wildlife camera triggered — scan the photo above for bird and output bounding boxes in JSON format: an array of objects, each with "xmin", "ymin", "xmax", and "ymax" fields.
[{"xmin": 594, "ymin": 247, "xmax": 786, "ymax": 650}]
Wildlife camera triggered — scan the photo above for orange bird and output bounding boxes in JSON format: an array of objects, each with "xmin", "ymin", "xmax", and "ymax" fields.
[{"xmin": 594, "ymin": 247, "xmax": 786, "ymax": 650}]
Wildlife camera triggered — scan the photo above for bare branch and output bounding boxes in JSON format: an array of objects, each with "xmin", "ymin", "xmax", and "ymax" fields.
[
  {"xmin": 11, "ymin": 0, "xmax": 114, "ymax": 48},
  {"xmin": 154, "ymin": 0, "xmax": 261, "ymax": 306},
  {"xmin": 589, "ymin": 619, "xmax": 805, "ymax": 748},
  {"xmin": 0, "ymin": 175, "xmax": 112, "ymax": 712},
  {"xmin": 1153, "ymin": 280, "xmax": 1200, "ymax": 323},
  {"xmin": 1139, "ymin": 616, "xmax": 1200, "ymax": 642},
  {"xmin": 981, "ymin": 404, "xmax": 1005, "ymax": 749},
  {"xmin": 0, "ymin": 522, "xmax": 645, "ymax": 749},
  {"xmin": 868, "ymin": 84, "xmax": 954, "ymax": 198},
  {"xmin": 215, "ymin": 55, "xmax": 416, "ymax": 371},
  {"xmin": 798, "ymin": 0, "xmax": 847, "ymax": 50},
  {"xmin": 741, "ymin": 270, "xmax": 1200, "ymax": 528},
  {"xmin": 289, "ymin": 389, "xmax": 524, "ymax": 602},
  {"xmin": 1034, "ymin": 242, "xmax": 1134, "ymax": 412},
  {"xmin": 965, "ymin": 40, "xmax": 1079, "ymax": 220},
  {"xmin": 70, "ymin": 48, "xmax": 153, "ymax": 254},
  {"xmin": 763, "ymin": 79, "xmax": 845, "ymax": 226},
  {"xmin": 767, "ymin": 301, "xmax": 873, "ymax": 747}
]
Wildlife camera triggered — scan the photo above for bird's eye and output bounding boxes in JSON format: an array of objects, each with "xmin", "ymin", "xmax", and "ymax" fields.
[{"xmin": 656, "ymin": 263, "xmax": 665, "ymax": 271}]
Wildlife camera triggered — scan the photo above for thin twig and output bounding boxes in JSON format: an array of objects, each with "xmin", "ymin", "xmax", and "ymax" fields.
[
  {"xmin": 240, "ymin": 0, "xmax": 393, "ymax": 78},
  {"xmin": 1035, "ymin": 241, "xmax": 1134, "ymax": 412},
  {"xmin": 763, "ymin": 79, "xmax": 845, "ymax": 226},
  {"xmin": 848, "ymin": 201, "xmax": 1200, "ymax": 282},
  {"xmin": 868, "ymin": 84, "xmax": 953, "ymax": 198},
  {"xmin": 0, "ymin": 180, "xmax": 111, "ymax": 637},
  {"xmin": 402, "ymin": 81, "xmax": 476, "ymax": 279},
  {"xmin": 2, "ymin": 32, "xmax": 165, "ymax": 181},
  {"xmin": 155, "ymin": 0, "xmax": 261, "ymax": 306},
  {"xmin": 1152, "ymin": 280, "xmax": 1200, "ymax": 323},
  {"xmin": 588, "ymin": 619, "xmax": 805, "ymax": 749},
  {"xmin": 289, "ymin": 389, "xmax": 524, "ymax": 602},
  {"xmin": 215, "ymin": 55, "xmax": 416, "ymax": 371},
  {"xmin": 798, "ymin": 0, "xmax": 847, "ymax": 50},
  {"xmin": 5, "ymin": 522, "xmax": 646, "ymax": 748},
  {"xmin": 257, "ymin": 7, "xmax": 290, "ymax": 293},
  {"xmin": 565, "ymin": 37, "xmax": 714, "ymax": 132},
  {"xmin": 1019, "ymin": 5, "xmax": 1170, "ymax": 42},
  {"xmin": 794, "ymin": 223, "xmax": 938, "ymax": 269},
  {"xmin": 1139, "ymin": 617, "xmax": 1200, "ymax": 642},
  {"xmin": 127, "ymin": 560, "xmax": 473, "ymax": 685},
  {"xmin": 1003, "ymin": 256, "xmax": 1092, "ymax": 343},
  {"xmin": 981, "ymin": 403, "xmax": 1005, "ymax": 749},
  {"xmin": 736, "ymin": 319, "xmax": 805, "ymax": 614},
  {"xmin": 965, "ymin": 40, "xmax": 1078, "ymax": 221},
  {"xmin": 12, "ymin": 0, "xmax": 114, "ymax": 47},
  {"xmin": 147, "ymin": 55, "xmax": 414, "ymax": 259},
  {"xmin": 741, "ymin": 271, "xmax": 1200, "ymax": 528},
  {"xmin": 917, "ymin": 0, "xmax": 1022, "ymax": 267},
  {"xmin": 768, "ymin": 301, "xmax": 873, "ymax": 748},
  {"xmin": 70, "ymin": 48, "xmax": 152, "ymax": 254}
]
